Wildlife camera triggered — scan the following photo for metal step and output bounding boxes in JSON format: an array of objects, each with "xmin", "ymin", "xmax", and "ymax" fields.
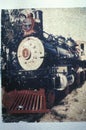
[{"xmin": 3, "ymin": 89, "xmax": 49, "ymax": 114}]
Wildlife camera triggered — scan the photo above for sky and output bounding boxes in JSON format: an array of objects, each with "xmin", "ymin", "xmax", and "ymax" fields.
[{"xmin": 41, "ymin": 8, "xmax": 86, "ymax": 42}]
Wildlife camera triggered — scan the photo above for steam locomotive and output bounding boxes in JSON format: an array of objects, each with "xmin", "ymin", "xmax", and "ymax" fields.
[{"xmin": 1, "ymin": 9, "xmax": 86, "ymax": 108}]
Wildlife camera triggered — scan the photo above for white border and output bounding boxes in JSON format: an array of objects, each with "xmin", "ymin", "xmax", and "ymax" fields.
[
  {"xmin": 0, "ymin": 0, "xmax": 86, "ymax": 130},
  {"xmin": 0, "ymin": 0, "xmax": 86, "ymax": 9}
]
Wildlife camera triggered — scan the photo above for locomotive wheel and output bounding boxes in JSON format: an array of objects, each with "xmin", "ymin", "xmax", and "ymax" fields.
[
  {"xmin": 85, "ymin": 70, "xmax": 86, "ymax": 80},
  {"xmin": 47, "ymin": 89, "xmax": 56, "ymax": 108},
  {"xmin": 80, "ymin": 71, "xmax": 85, "ymax": 84},
  {"xmin": 65, "ymin": 86, "xmax": 70, "ymax": 96},
  {"xmin": 75, "ymin": 72, "xmax": 80, "ymax": 86}
]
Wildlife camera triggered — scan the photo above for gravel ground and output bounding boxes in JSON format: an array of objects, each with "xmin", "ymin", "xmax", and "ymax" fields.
[{"xmin": 39, "ymin": 82, "xmax": 86, "ymax": 122}]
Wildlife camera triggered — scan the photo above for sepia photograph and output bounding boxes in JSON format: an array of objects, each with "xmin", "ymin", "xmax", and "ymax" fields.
[{"xmin": 1, "ymin": 8, "xmax": 86, "ymax": 123}]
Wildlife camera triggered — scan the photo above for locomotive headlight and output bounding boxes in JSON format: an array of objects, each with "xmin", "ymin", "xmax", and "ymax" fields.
[
  {"xmin": 22, "ymin": 48, "xmax": 31, "ymax": 60},
  {"xmin": 17, "ymin": 36, "xmax": 44, "ymax": 71}
]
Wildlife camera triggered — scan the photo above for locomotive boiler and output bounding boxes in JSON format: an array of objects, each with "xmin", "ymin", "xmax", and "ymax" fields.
[{"xmin": 1, "ymin": 9, "xmax": 86, "ymax": 112}]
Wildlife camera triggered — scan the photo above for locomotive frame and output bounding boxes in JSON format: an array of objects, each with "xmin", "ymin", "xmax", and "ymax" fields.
[{"xmin": 1, "ymin": 9, "xmax": 86, "ymax": 114}]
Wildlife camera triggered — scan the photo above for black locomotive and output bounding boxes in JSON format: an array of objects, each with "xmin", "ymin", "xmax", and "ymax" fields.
[{"xmin": 1, "ymin": 9, "xmax": 86, "ymax": 104}]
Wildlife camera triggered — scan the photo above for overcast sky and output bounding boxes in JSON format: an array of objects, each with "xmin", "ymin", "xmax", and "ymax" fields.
[{"xmin": 40, "ymin": 8, "xmax": 86, "ymax": 41}]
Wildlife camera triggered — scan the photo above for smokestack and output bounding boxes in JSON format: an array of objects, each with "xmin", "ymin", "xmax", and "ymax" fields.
[{"xmin": 34, "ymin": 10, "xmax": 43, "ymax": 37}]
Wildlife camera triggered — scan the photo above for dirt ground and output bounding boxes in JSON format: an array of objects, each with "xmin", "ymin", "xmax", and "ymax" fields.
[{"xmin": 39, "ymin": 82, "xmax": 86, "ymax": 122}]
